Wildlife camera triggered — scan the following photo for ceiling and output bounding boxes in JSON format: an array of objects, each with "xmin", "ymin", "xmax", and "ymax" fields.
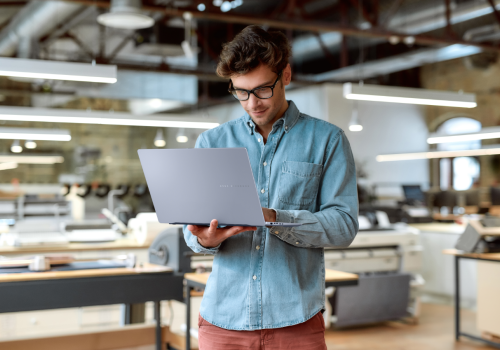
[{"xmin": 0, "ymin": 0, "xmax": 499, "ymax": 112}]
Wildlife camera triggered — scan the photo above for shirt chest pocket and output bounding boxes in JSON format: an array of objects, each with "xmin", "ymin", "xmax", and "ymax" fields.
[{"xmin": 278, "ymin": 161, "xmax": 323, "ymax": 207}]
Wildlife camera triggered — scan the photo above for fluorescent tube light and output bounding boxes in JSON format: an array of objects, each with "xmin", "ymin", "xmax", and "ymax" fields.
[
  {"xmin": 0, "ymin": 106, "xmax": 219, "ymax": 129},
  {"xmin": 0, "ymin": 162, "xmax": 18, "ymax": 170},
  {"xmin": 377, "ymin": 146, "xmax": 500, "ymax": 162},
  {"xmin": 0, "ymin": 57, "xmax": 117, "ymax": 84},
  {"xmin": 427, "ymin": 126, "xmax": 500, "ymax": 144},
  {"xmin": 0, "ymin": 155, "xmax": 64, "ymax": 164},
  {"xmin": 0, "ymin": 127, "xmax": 71, "ymax": 141},
  {"xmin": 343, "ymin": 83, "xmax": 476, "ymax": 108}
]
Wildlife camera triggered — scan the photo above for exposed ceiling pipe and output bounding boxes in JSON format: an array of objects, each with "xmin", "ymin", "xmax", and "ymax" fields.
[
  {"xmin": 300, "ymin": 21, "xmax": 500, "ymax": 83},
  {"xmin": 293, "ymin": 0, "xmax": 500, "ymax": 61},
  {"xmin": 0, "ymin": 1, "xmax": 83, "ymax": 56},
  {"xmin": 296, "ymin": 44, "xmax": 482, "ymax": 82},
  {"xmin": 463, "ymin": 23, "xmax": 500, "ymax": 42}
]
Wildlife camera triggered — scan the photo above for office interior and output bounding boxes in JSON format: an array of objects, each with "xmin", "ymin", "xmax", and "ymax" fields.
[{"xmin": 1, "ymin": 0, "xmax": 500, "ymax": 349}]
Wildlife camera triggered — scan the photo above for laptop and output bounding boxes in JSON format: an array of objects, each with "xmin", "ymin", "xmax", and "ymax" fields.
[{"xmin": 138, "ymin": 148, "xmax": 301, "ymax": 227}]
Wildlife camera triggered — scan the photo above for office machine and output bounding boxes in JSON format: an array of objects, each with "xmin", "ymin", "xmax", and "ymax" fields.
[
  {"xmin": 455, "ymin": 218, "xmax": 500, "ymax": 253},
  {"xmin": 128, "ymin": 212, "xmax": 171, "ymax": 245},
  {"xmin": 148, "ymin": 225, "xmax": 192, "ymax": 274},
  {"xmin": 402, "ymin": 185, "xmax": 426, "ymax": 206},
  {"xmin": 324, "ymin": 223, "xmax": 423, "ymax": 326}
]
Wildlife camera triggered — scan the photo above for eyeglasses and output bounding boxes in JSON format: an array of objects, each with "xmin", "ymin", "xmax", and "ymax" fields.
[{"xmin": 228, "ymin": 71, "xmax": 282, "ymax": 101}]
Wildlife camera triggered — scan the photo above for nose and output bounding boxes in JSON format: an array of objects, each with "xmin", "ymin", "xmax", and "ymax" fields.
[{"xmin": 246, "ymin": 93, "xmax": 261, "ymax": 110}]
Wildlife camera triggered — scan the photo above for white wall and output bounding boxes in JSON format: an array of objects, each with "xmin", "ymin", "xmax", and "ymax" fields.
[{"xmin": 202, "ymin": 83, "xmax": 430, "ymax": 197}]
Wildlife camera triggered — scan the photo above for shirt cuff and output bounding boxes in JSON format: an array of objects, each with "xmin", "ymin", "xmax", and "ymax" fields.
[
  {"xmin": 194, "ymin": 238, "xmax": 220, "ymax": 255},
  {"xmin": 269, "ymin": 208, "xmax": 294, "ymax": 237}
]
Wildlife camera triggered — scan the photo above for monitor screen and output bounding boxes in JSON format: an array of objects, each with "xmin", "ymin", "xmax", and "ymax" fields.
[{"xmin": 402, "ymin": 185, "xmax": 425, "ymax": 203}]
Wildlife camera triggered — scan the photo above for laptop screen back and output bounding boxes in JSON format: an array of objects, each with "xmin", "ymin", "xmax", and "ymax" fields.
[{"xmin": 138, "ymin": 148, "xmax": 265, "ymax": 226}]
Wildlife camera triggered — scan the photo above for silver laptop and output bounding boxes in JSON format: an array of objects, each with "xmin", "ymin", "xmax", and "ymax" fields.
[{"xmin": 138, "ymin": 148, "xmax": 301, "ymax": 227}]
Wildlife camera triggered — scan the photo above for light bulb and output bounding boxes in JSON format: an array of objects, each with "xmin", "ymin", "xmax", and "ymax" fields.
[
  {"xmin": 11, "ymin": 140, "xmax": 22, "ymax": 153},
  {"xmin": 25, "ymin": 140, "xmax": 37, "ymax": 149},
  {"xmin": 176, "ymin": 128, "xmax": 188, "ymax": 143},
  {"xmin": 149, "ymin": 99, "xmax": 162, "ymax": 108},
  {"xmin": 154, "ymin": 129, "xmax": 166, "ymax": 148},
  {"xmin": 348, "ymin": 104, "xmax": 363, "ymax": 132}
]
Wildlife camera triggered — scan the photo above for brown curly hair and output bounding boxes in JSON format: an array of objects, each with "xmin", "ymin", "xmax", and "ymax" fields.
[{"xmin": 216, "ymin": 25, "xmax": 291, "ymax": 79}]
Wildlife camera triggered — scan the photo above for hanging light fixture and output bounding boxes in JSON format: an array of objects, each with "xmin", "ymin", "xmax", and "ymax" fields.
[
  {"xmin": 10, "ymin": 140, "xmax": 22, "ymax": 153},
  {"xmin": 97, "ymin": 0, "xmax": 154, "ymax": 30},
  {"xmin": 0, "ymin": 57, "xmax": 117, "ymax": 84},
  {"xmin": 176, "ymin": 129, "xmax": 188, "ymax": 143},
  {"xmin": 0, "ymin": 127, "xmax": 71, "ymax": 141},
  {"xmin": 154, "ymin": 129, "xmax": 166, "ymax": 148},
  {"xmin": 0, "ymin": 106, "xmax": 219, "ymax": 129},
  {"xmin": 348, "ymin": 103, "xmax": 363, "ymax": 132},
  {"xmin": 343, "ymin": 83, "xmax": 476, "ymax": 108},
  {"xmin": 25, "ymin": 140, "xmax": 37, "ymax": 149}
]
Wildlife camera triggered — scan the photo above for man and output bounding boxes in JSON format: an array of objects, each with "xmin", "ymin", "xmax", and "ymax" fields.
[{"xmin": 184, "ymin": 25, "xmax": 358, "ymax": 349}]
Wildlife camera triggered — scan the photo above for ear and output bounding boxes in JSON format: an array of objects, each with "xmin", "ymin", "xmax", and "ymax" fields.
[{"xmin": 282, "ymin": 63, "xmax": 292, "ymax": 86}]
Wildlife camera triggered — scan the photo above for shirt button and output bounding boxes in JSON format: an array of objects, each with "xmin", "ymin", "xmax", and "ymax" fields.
[
  {"xmin": 256, "ymin": 245, "xmax": 260, "ymax": 250},
  {"xmin": 285, "ymin": 126, "xmax": 288, "ymax": 130},
  {"xmin": 258, "ymin": 138, "xmax": 261, "ymax": 142},
  {"xmin": 253, "ymin": 275, "xmax": 257, "ymax": 280},
  {"xmin": 296, "ymin": 242, "xmax": 299, "ymax": 245},
  {"xmin": 261, "ymin": 189, "xmax": 265, "ymax": 193},
  {"xmin": 263, "ymin": 162, "xmax": 267, "ymax": 166},
  {"xmin": 274, "ymin": 231, "xmax": 279, "ymax": 234}
]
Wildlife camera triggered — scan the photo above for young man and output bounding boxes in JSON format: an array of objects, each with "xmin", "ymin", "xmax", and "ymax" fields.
[{"xmin": 184, "ymin": 25, "xmax": 358, "ymax": 349}]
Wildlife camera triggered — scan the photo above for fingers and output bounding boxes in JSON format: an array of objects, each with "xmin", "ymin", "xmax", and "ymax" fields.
[
  {"xmin": 225, "ymin": 226, "xmax": 257, "ymax": 238},
  {"xmin": 208, "ymin": 219, "xmax": 218, "ymax": 234}
]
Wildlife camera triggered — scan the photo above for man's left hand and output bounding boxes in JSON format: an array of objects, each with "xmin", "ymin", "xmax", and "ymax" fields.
[{"xmin": 262, "ymin": 207, "xmax": 276, "ymax": 224}]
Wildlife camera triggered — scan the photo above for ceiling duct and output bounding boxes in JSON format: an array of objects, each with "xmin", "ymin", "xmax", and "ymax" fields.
[
  {"xmin": 0, "ymin": 1, "xmax": 83, "ymax": 56},
  {"xmin": 297, "ymin": 44, "xmax": 482, "ymax": 82},
  {"xmin": 97, "ymin": 0, "xmax": 154, "ymax": 30},
  {"xmin": 297, "ymin": 0, "xmax": 500, "ymax": 82},
  {"xmin": 293, "ymin": 0, "xmax": 500, "ymax": 62}
]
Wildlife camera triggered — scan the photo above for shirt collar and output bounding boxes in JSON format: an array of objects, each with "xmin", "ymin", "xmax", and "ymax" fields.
[{"xmin": 244, "ymin": 100, "xmax": 300, "ymax": 135}]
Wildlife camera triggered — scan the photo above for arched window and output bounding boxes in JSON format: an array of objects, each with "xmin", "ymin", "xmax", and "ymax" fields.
[{"xmin": 437, "ymin": 117, "xmax": 481, "ymax": 191}]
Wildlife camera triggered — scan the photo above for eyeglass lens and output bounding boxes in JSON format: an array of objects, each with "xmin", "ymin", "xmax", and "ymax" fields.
[{"xmin": 231, "ymin": 87, "xmax": 273, "ymax": 101}]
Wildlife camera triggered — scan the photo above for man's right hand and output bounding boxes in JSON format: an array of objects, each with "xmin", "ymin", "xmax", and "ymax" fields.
[{"xmin": 187, "ymin": 219, "xmax": 256, "ymax": 248}]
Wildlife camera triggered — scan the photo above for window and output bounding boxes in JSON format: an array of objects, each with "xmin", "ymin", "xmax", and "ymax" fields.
[{"xmin": 437, "ymin": 117, "xmax": 481, "ymax": 191}]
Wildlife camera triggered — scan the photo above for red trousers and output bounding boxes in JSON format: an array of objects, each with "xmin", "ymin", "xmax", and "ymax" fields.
[{"xmin": 198, "ymin": 312, "xmax": 327, "ymax": 350}]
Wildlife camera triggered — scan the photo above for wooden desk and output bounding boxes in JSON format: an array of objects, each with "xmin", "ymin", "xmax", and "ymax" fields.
[
  {"xmin": 0, "ymin": 238, "xmax": 149, "ymax": 255},
  {"xmin": 443, "ymin": 249, "xmax": 500, "ymax": 349},
  {"xmin": 183, "ymin": 269, "xmax": 358, "ymax": 350},
  {"xmin": 0, "ymin": 264, "xmax": 184, "ymax": 350}
]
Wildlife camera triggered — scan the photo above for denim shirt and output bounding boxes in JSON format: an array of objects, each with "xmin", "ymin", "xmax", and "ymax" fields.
[{"xmin": 183, "ymin": 100, "xmax": 358, "ymax": 330}]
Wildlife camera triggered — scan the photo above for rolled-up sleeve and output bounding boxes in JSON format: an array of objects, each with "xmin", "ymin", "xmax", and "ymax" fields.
[
  {"xmin": 182, "ymin": 133, "xmax": 220, "ymax": 255},
  {"xmin": 270, "ymin": 130, "xmax": 358, "ymax": 248}
]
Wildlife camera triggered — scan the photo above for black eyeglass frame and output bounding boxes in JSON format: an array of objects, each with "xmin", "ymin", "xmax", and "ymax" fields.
[{"xmin": 228, "ymin": 71, "xmax": 283, "ymax": 101}]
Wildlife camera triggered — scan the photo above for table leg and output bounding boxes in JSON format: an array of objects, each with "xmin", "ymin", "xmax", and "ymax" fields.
[
  {"xmin": 454, "ymin": 255, "xmax": 460, "ymax": 341},
  {"xmin": 154, "ymin": 301, "xmax": 162, "ymax": 350},
  {"xmin": 186, "ymin": 282, "xmax": 191, "ymax": 350},
  {"xmin": 124, "ymin": 304, "xmax": 131, "ymax": 325}
]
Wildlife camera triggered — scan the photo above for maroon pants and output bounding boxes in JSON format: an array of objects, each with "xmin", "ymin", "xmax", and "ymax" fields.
[{"xmin": 198, "ymin": 313, "xmax": 327, "ymax": 350}]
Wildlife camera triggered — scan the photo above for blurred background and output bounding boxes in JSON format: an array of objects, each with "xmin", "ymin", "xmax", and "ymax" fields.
[{"xmin": 1, "ymin": 0, "xmax": 500, "ymax": 349}]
